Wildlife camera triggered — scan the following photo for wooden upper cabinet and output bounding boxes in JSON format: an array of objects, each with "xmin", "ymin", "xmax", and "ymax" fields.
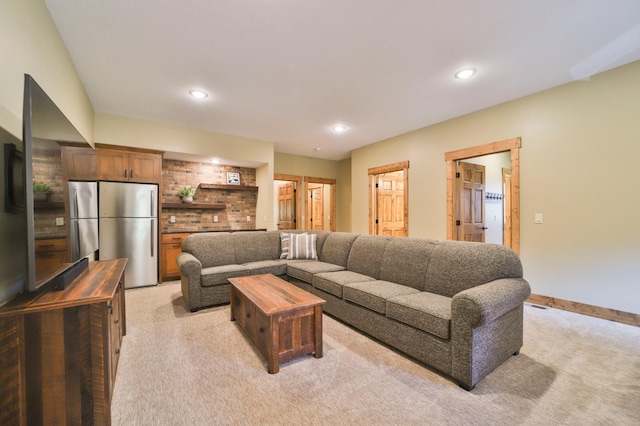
[
  {"xmin": 97, "ymin": 148, "xmax": 162, "ymax": 183},
  {"xmin": 61, "ymin": 146, "xmax": 97, "ymax": 180}
]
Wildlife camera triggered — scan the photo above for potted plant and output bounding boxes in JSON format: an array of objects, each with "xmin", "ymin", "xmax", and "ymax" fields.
[
  {"xmin": 178, "ymin": 186, "xmax": 196, "ymax": 203},
  {"xmin": 33, "ymin": 181, "xmax": 51, "ymax": 201}
]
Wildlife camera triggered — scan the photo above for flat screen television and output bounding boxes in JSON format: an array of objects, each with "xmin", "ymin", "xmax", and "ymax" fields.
[{"xmin": 22, "ymin": 74, "xmax": 93, "ymax": 292}]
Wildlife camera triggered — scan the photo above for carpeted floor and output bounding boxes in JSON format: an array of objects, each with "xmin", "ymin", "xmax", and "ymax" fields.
[{"xmin": 111, "ymin": 281, "xmax": 640, "ymax": 425}]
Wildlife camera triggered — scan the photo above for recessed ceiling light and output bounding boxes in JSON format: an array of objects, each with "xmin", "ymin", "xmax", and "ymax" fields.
[
  {"xmin": 209, "ymin": 158, "xmax": 221, "ymax": 164},
  {"xmin": 314, "ymin": 147, "xmax": 322, "ymax": 151},
  {"xmin": 455, "ymin": 68, "xmax": 476, "ymax": 79},
  {"xmin": 332, "ymin": 125, "xmax": 347, "ymax": 133},
  {"xmin": 189, "ymin": 90, "xmax": 208, "ymax": 99}
]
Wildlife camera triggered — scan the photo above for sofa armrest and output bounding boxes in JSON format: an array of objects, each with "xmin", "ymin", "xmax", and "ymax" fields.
[
  {"xmin": 452, "ymin": 278, "xmax": 531, "ymax": 327},
  {"xmin": 177, "ymin": 252, "xmax": 202, "ymax": 277}
]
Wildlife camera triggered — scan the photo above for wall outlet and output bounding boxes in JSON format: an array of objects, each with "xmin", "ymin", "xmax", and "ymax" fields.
[
  {"xmin": 246, "ymin": 216, "xmax": 251, "ymax": 222},
  {"xmin": 535, "ymin": 213, "xmax": 543, "ymax": 224},
  {"xmin": 170, "ymin": 215, "xmax": 176, "ymax": 223},
  {"xmin": 56, "ymin": 217, "xmax": 64, "ymax": 226},
  {"xmin": 213, "ymin": 215, "xmax": 218, "ymax": 222}
]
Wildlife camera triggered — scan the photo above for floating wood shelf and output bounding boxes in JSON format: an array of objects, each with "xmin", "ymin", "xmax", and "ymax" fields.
[
  {"xmin": 199, "ymin": 183, "xmax": 258, "ymax": 192},
  {"xmin": 34, "ymin": 201, "xmax": 65, "ymax": 210},
  {"xmin": 162, "ymin": 203, "xmax": 226, "ymax": 209}
]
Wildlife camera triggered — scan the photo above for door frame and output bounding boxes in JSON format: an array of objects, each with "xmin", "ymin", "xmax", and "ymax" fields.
[
  {"xmin": 304, "ymin": 176, "xmax": 336, "ymax": 231},
  {"xmin": 274, "ymin": 173, "xmax": 303, "ymax": 230},
  {"xmin": 445, "ymin": 137, "xmax": 521, "ymax": 253},
  {"xmin": 368, "ymin": 161, "xmax": 409, "ymax": 236}
]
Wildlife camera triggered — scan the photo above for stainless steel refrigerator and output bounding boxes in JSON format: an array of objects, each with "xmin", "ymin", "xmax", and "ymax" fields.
[
  {"xmin": 99, "ymin": 181, "xmax": 158, "ymax": 289},
  {"xmin": 68, "ymin": 181, "xmax": 99, "ymax": 261}
]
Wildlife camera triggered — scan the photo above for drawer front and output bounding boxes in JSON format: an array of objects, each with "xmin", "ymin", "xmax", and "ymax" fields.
[
  {"xmin": 161, "ymin": 233, "xmax": 190, "ymax": 244},
  {"xmin": 35, "ymin": 238, "xmax": 67, "ymax": 252}
]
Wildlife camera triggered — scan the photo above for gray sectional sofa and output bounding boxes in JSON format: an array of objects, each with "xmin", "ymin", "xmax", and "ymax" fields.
[{"xmin": 176, "ymin": 230, "xmax": 530, "ymax": 390}]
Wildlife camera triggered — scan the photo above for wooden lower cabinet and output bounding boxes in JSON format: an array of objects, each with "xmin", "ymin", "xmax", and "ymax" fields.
[
  {"xmin": 34, "ymin": 238, "xmax": 68, "ymax": 278},
  {"xmin": 161, "ymin": 233, "xmax": 190, "ymax": 281},
  {"xmin": 0, "ymin": 259, "xmax": 127, "ymax": 426}
]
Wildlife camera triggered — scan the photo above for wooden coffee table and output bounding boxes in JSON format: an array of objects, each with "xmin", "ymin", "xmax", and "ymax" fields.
[{"xmin": 229, "ymin": 274, "xmax": 326, "ymax": 373}]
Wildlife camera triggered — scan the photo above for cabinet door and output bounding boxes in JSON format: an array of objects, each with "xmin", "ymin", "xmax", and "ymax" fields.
[
  {"xmin": 161, "ymin": 233, "xmax": 189, "ymax": 280},
  {"xmin": 62, "ymin": 146, "xmax": 97, "ymax": 180},
  {"xmin": 130, "ymin": 152, "xmax": 162, "ymax": 183},
  {"xmin": 97, "ymin": 149, "xmax": 129, "ymax": 181}
]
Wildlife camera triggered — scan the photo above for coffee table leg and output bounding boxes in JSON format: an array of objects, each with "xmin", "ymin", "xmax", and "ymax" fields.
[
  {"xmin": 314, "ymin": 305, "xmax": 323, "ymax": 358},
  {"xmin": 267, "ymin": 315, "xmax": 280, "ymax": 374}
]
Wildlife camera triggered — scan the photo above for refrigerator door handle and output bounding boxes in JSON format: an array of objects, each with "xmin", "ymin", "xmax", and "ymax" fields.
[
  {"xmin": 150, "ymin": 219, "xmax": 155, "ymax": 257},
  {"xmin": 150, "ymin": 189, "xmax": 154, "ymax": 217},
  {"xmin": 73, "ymin": 188, "xmax": 79, "ymax": 218},
  {"xmin": 75, "ymin": 220, "xmax": 81, "ymax": 260}
]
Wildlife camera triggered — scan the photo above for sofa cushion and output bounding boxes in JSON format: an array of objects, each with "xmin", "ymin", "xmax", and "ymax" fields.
[
  {"xmin": 318, "ymin": 232, "xmax": 359, "ymax": 267},
  {"xmin": 387, "ymin": 292, "xmax": 452, "ymax": 339},
  {"xmin": 287, "ymin": 261, "xmax": 344, "ymax": 284},
  {"xmin": 201, "ymin": 264, "xmax": 250, "ymax": 287},
  {"xmin": 233, "ymin": 232, "xmax": 279, "ymax": 264},
  {"xmin": 182, "ymin": 233, "xmax": 236, "ymax": 268},
  {"xmin": 242, "ymin": 260, "xmax": 288, "ymax": 277},
  {"xmin": 425, "ymin": 241, "xmax": 524, "ymax": 297},
  {"xmin": 346, "ymin": 235, "xmax": 393, "ymax": 279},
  {"xmin": 379, "ymin": 238, "xmax": 437, "ymax": 291},
  {"xmin": 343, "ymin": 281, "xmax": 420, "ymax": 314},
  {"xmin": 313, "ymin": 270, "xmax": 376, "ymax": 298},
  {"xmin": 279, "ymin": 232, "xmax": 306, "ymax": 259},
  {"xmin": 287, "ymin": 233, "xmax": 318, "ymax": 260}
]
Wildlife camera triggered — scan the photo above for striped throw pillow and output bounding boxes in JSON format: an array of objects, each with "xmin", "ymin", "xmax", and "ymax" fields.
[
  {"xmin": 280, "ymin": 232, "xmax": 307, "ymax": 259},
  {"xmin": 287, "ymin": 233, "xmax": 318, "ymax": 260}
]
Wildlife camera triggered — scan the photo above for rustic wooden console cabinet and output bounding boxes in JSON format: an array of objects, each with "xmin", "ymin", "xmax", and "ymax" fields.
[{"xmin": 0, "ymin": 259, "xmax": 127, "ymax": 425}]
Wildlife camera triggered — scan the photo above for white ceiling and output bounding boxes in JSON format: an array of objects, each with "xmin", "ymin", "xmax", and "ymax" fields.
[{"xmin": 44, "ymin": 0, "xmax": 640, "ymax": 161}]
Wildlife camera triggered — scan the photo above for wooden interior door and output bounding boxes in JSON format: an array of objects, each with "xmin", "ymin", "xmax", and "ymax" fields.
[
  {"xmin": 376, "ymin": 171, "xmax": 407, "ymax": 237},
  {"xmin": 306, "ymin": 185, "xmax": 324, "ymax": 230},
  {"xmin": 502, "ymin": 168, "xmax": 512, "ymax": 247},
  {"xmin": 277, "ymin": 182, "xmax": 296, "ymax": 230},
  {"xmin": 457, "ymin": 161, "xmax": 486, "ymax": 242}
]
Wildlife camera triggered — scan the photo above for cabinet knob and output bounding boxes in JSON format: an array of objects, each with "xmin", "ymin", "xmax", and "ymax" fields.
[
  {"xmin": 115, "ymin": 348, "xmax": 120, "ymax": 355},
  {"xmin": 114, "ymin": 318, "xmax": 119, "ymax": 324},
  {"xmin": 246, "ymin": 312, "xmax": 251, "ymax": 318}
]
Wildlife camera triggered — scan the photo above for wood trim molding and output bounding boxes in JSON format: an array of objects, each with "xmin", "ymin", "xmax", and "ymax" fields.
[
  {"xmin": 368, "ymin": 161, "xmax": 409, "ymax": 236},
  {"xmin": 368, "ymin": 161, "xmax": 409, "ymax": 176},
  {"xmin": 445, "ymin": 137, "xmax": 521, "ymax": 253},
  {"xmin": 304, "ymin": 176, "xmax": 337, "ymax": 232},
  {"xmin": 274, "ymin": 174, "xmax": 303, "ymax": 230},
  {"xmin": 527, "ymin": 294, "xmax": 640, "ymax": 327}
]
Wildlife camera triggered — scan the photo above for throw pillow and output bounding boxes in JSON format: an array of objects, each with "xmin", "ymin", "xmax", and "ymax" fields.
[
  {"xmin": 287, "ymin": 233, "xmax": 318, "ymax": 260},
  {"xmin": 280, "ymin": 232, "xmax": 307, "ymax": 259}
]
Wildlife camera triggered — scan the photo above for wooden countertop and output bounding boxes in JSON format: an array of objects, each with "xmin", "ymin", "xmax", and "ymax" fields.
[{"xmin": 0, "ymin": 259, "xmax": 127, "ymax": 317}]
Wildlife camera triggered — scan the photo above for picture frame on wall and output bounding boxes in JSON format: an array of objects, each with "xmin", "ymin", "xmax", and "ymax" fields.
[{"xmin": 226, "ymin": 172, "xmax": 240, "ymax": 185}]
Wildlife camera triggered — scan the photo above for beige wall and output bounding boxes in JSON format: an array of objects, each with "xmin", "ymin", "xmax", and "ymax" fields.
[
  {"xmin": 352, "ymin": 61, "xmax": 640, "ymax": 314},
  {"xmin": 274, "ymin": 152, "xmax": 344, "ymax": 230},
  {"xmin": 0, "ymin": 0, "xmax": 94, "ymax": 142}
]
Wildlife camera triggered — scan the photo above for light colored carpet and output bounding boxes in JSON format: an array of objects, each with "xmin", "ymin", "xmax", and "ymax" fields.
[{"xmin": 112, "ymin": 281, "xmax": 640, "ymax": 425}]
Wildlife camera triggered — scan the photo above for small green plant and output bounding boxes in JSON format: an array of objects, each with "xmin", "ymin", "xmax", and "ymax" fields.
[
  {"xmin": 33, "ymin": 181, "xmax": 51, "ymax": 193},
  {"xmin": 178, "ymin": 186, "xmax": 196, "ymax": 197}
]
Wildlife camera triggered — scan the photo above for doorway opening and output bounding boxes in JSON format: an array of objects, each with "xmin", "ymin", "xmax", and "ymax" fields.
[
  {"xmin": 274, "ymin": 174, "xmax": 302, "ymax": 230},
  {"xmin": 368, "ymin": 161, "xmax": 409, "ymax": 237},
  {"xmin": 445, "ymin": 138, "xmax": 521, "ymax": 253},
  {"xmin": 304, "ymin": 177, "xmax": 336, "ymax": 231}
]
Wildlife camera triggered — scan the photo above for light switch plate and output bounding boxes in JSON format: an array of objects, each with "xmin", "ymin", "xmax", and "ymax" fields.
[
  {"xmin": 535, "ymin": 213, "xmax": 543, "ymax": 224},
  {"xmin": 170, "ymin": 216, "xmax": 176, "ymax": 223},
  {"xmin": 246, "ymin": 216, "xmax": 251, "ymax": 222},
  {"xmin": 213, "ymin": 215, "xmax": 218, "ymax": 222},
  {"xmin": 56, "ymin": 217, "xmax": 64, "ymax": 226}
]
